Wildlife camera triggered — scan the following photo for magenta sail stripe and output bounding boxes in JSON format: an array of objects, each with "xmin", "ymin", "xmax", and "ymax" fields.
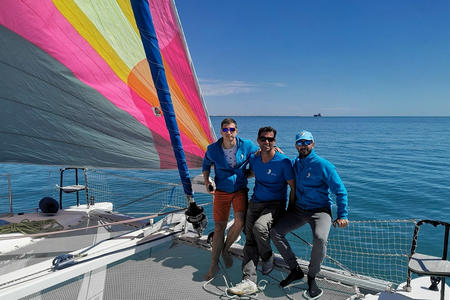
[{"xmin": 149, "ymin": 0, "xmax": 213, "ymax": 142}]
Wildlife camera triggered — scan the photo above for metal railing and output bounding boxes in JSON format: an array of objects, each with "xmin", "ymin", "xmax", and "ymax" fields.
[{"xmin": 0, "ymin": 174, "xmax": 13, "ymax": 216}]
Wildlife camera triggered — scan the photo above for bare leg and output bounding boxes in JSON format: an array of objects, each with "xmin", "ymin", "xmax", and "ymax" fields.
[
  {"xmin": 205, "ymin": 221, "xmax": 227, "ymax": 280},
  {"xmin": 221, "ymin": 211, "xmax": 245, "ymax": 268}
]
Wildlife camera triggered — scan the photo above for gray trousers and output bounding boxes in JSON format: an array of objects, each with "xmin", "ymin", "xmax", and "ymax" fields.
[
  {"xmin": 242, "ymin": 200, "xmax": 284, "ymax": 283},
  {"xmin": 270, "ymin": 206, "xmax": 332, "ymax": 277}
]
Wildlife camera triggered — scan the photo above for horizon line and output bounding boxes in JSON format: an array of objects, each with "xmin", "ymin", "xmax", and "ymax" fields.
[{"xmin": 210, "ymin": 115, "xmax": 450, "ymax": 117}]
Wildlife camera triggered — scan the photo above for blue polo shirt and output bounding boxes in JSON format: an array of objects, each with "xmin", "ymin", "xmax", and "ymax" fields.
[
  {"xmin": 250, "ymin": 152, "xmax": 294, "ymax": 203},
  {"xmin": 293, "ymin": 149, "xmax": 348, "ymax": 219},
  {"xmin": 202, "ymin": 137, "xmax": 258, "ymax": 193}
]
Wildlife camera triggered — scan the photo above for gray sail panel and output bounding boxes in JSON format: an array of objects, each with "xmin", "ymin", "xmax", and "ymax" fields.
[{"xmin": 0, "ymin": 25, "xmax": 166, "ymax": 169}]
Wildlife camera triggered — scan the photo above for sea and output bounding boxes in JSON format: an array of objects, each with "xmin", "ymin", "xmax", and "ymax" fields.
[{"xmin": 1, "ymin": 116, "xmax": 449, "ymax": 262}]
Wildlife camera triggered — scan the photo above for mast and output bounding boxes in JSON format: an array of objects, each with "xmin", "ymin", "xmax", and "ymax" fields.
[{"xmin": 130, "ymin": 0, "xmax": 193, "ymax": 200}]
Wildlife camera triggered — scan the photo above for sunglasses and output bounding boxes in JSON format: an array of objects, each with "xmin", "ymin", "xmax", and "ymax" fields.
[
  {"xmin": 296, "ymin": 140, "xmax": 313, "ymax": 146},
  {"xmin": 259, "ymin": 137, "xmax": 275, "ymax": 143},
  {"xmin": 222, "ymin": 127, "xmax": 236, "ymax": 133}
]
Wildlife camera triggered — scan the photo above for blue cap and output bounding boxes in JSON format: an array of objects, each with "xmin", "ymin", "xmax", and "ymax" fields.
[{"xmin": 295, "ymin": 130, "xmax": 314, "ymax": 142}]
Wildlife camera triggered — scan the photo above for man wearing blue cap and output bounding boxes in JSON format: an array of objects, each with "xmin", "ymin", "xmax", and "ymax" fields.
[{"xmin": 271, "ymin": 130, "xmax": 348, "ymax": 299}]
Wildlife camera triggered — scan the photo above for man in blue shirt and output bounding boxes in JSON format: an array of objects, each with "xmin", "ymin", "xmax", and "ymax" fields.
[
  {"xmin": 271, "ymin": 130, "xmax": 349, "ymax": 299},
  {"xmin": 228, "ymin": 126, "xmax": 295, "ymax": 296},
  {"xmin": 202, "ymin": 118, "xmax": 259, "ymax": 280}
]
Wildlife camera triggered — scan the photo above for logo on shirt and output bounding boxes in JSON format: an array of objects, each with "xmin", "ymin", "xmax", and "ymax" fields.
[{"xmin": 266, "ymin": 169, "xmax": 278, "ymax": 176}]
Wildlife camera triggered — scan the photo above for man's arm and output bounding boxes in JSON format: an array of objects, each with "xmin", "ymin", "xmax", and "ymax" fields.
[
  {"xmin": 287, "ymin": 178, "xmax": 296, "ymax": 210},
  {"xmin": 325, "ymin": 163, "xmax": 349, "ymax": 228},
  {"xmin": 202, "ymin": 148, "xmax": 215, "ymax": 194}
]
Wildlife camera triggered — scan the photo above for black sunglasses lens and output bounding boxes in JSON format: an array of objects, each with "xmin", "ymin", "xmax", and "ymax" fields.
[{"xmin": 259, "ymin": 137, "xmax": 274, "ymax": 142}]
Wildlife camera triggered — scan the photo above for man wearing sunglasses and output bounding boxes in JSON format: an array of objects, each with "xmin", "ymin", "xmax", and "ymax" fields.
[
  {"xmin": 202, "ymin": 118, "xmax": 259, "ymax": 280},
  {"xmin": 270, "ymin": 130, "xmax": 348, "ymax": 299},
  {"xmin": 228, "ymin": 126, "xmax": 295, "ymax": 296}
]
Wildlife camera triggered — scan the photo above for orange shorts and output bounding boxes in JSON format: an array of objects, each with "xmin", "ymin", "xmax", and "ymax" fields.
[{"xmin": 213, "ymin": 189, "xmax": 248, "ymax": 222}]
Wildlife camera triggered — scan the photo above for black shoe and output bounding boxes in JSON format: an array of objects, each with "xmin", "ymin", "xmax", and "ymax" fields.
[
  {"xmin": 306, "ymin": 276, "xmax": 323, "ymax": 299},
  {"xmin": 280, "ymin": 266, "xmax": 304, "ymax": 287}
]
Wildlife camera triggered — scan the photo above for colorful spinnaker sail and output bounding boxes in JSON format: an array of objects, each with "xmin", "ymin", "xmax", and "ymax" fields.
[{"xmin": 0, "ymin": 0, "xmax": 215, "ymax": 170}]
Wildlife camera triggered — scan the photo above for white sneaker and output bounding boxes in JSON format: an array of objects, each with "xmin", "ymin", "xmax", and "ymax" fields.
[
  {"xmin": 227, "ymin": 279, "xmax": 258, "ymax": 295},
  {"xmin": 261, "ymin": 254, "xmax": 274, "ymax": 275}
]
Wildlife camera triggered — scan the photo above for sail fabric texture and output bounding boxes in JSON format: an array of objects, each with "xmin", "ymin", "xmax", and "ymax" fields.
[
  {"xmin": 0, "ymin": 0, "xmax": 214, "ymax": 169},
  {"xmin": 131, "ymin": 0, "xmax": 193, "ymax": 195}
]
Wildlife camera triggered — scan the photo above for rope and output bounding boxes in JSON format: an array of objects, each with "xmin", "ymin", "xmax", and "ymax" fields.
[
  {"xmin": 0, "ymin": 202, "xmax": 211, "ymax": 240},
  {"xmin": 0, "ymin": 219, "xmax": 64, "ymax": 235},
  {"xmin": 90, "ymin": 170, "xmax": 182, "ymax": 186},
  {"xmin": 290, "ymin": 231, "xmax": 355, "ymax": 276},
  {"xmin": 262, "ymin": 266, "xmax": 361, "ymax": 299},
  {"xmin": 0, "ymin": 207, "xmax": 186, "ymax": 240},
  {"xmin": 202, "ymin": 258, "xmax": 271, "ymax": 300},
  {"xmin": 115, "ymin": 187, "xmax": 175, "ymax": 210}
]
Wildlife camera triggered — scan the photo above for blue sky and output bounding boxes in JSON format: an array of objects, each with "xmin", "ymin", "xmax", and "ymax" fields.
[{"xmin": 175, "ymin": 0, "xmax": 450, "ymax": 116}]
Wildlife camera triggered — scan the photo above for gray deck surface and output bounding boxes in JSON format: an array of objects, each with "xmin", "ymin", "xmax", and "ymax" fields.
[
  {"xmin": 100, "ymin": 242, "xmax": 359, "ymax": 300},
  {"xmin": 17, "ymin": 241, "xmax": 361, "ymax": 299}
]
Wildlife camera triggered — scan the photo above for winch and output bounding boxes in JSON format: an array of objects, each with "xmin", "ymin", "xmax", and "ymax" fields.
[{"xmin": 185, "ymin": 201, "xmax": 207, "ymax": 236}]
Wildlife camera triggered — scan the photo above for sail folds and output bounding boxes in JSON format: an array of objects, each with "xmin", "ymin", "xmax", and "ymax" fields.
[{"xmin": 0, "ymin": 0, "xmax": 214, "ymax": 169}]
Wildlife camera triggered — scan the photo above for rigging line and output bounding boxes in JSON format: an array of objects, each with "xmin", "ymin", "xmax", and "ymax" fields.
[
  {"xmin": 0, "ymin": 207, "xmax": 185, "ymax": 240},
  {"xmin": 0, "ymin": 265, "xmax": 53, "ymax": 289},
  {"xmin": 92, "ymin": 169, "xmax": 182, "ymax": 186},
  {"xmin": 0, "ymin": 229, "xmax": 183, "ymax": 291},
  {"xmin": 67, "ymin": 221, "xmax": 147, "ymax": 258},
  {"xmin": 0, "ymin": 202, "xmax": 211, "ymax": 241},
  {"xmin": 54, "ymin": 228, "xmax": 183, "ymax": 270},
  {"xmin": 290, "ymin": 231, "xmax": 356, "ymax": 276},
  {"xmin": 265, "ymin": 270, "xmax": 358, "ymax": 300},
  {"xmin": 115, "ymin": 186, "xmax": 174, "ymax": 209},
  {"xmin": 348, "ymin": 219, "xmax": 416, "ymax": 224}
]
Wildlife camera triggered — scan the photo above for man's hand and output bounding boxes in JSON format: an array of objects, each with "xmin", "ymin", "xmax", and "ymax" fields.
[
  {"xmin": 204, "ymin": 181, "xmax": 215, "ymax": 194},
  {"xmin": 245, "ymin": 168, "xmax": 255, "ymax": 178},
  {"xmin": 203, "ymin": 171, "xmax": 214, "ymax": 194},
  {"xmin": 274, "ymin": 146, "xmax": 284, "ymax": 154},
  {"xmin": 333, "ymin": 218, "xmax": 349, "ymax": 228}
]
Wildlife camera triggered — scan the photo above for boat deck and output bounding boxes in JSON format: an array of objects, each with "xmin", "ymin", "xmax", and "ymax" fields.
[
  {"xmin": 0, "ymin": 209, "xmax": 377, "ymax": 299},
  {"xmin": 0, "ymin": 206, "xmax": 141, "ymax": 276},
  {"xmin": 1, "ymin": 210, "xmax": 446, "ymax": 299},
  {"xmin": 35, "ymin": 241, "xmax": 360, "ymax": 300}
]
